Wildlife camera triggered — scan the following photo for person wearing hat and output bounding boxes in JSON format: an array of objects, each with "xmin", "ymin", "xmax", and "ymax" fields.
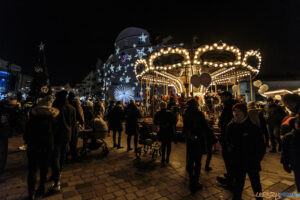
[
  {"xmin": 183, "ymin": 98, "xmax": 210, "ymax": 193},
  {"xmin": 217, "ymin": 91, "xmax": 239, "ymax": 186},
  {"xmin": 225, "ymin": 103, "xmax": 266, "ymax": 200},
  {"xmin": 24, "ymin": 95, "xmax": 59, "ymax": 199},
  {"xmin": 50, "ymin": 90, "xmax": 76, "ymax": 192},
  {"xmin": 154, "ymin": 101, "xmax": 177, "ymax": 166}
]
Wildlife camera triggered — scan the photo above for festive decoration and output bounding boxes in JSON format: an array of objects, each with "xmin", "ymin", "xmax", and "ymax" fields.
[
  {"xmin": 232, "ymin": 85, "xmax": 239, "ymax": 92},
  {"xmin": 191, "ymin": 75, "xmax": 201, "ymax": 88},
  {"xmin": 138, "ymin": 32, "xmax": 148, "ymax": 43},
  {"xmin": 199, "ymin": 73, "xmax": 212, "ymax": 87},
  {"xmin": 114, "ymin": 85, "xmax": 134, "ymax": 103},
  {"xmin": 135, "ymin": 48, "xmax": 147, "ymax": 59},
  {"xmin": 253, "ymin": 80, "xmax": 262, "ymax": 87},
  {"xmin": 259, "ymin": 84, "xmax": 269, "ymax": 92},
  {"xmin": 275, "ymin": 95, "xmax": 282, "ymax": 100}
]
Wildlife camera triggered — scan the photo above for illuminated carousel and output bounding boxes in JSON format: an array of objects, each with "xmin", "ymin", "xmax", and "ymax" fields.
[{"xmin": 134, "ymin": 41, "xmax": 262, "ymax": 100}]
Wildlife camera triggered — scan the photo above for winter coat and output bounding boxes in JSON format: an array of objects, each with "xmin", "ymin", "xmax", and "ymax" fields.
[
  {"xmin": 219, "ymin": 99, "xmax": 238, "ymax": 143},
  {"xmin": 84, "ymin": 106, "xmax": 95, "ymax": 129},
  {"xmin": 248, "ymin": 108, "xmax": 261, "ymax": 128},
  {"xmin": 90, "ymin": 116, "xmax": 108, "ymax": 139},
  {"xmin": 225, "ymin": 118, "xmax": 266, "ymax": 172},
  {"xmin": 281, "ymin": 129, "xmax": 300, "ymax": 171},
  {"xmin": 183, "ymin": 107, "xmax": 209, "ymax": 154},
  {"xmin": 69, "ymin": 97, "xmax": 84, "ymax": 125},
  {"xmin": 24, "ymin": 106, "xmax": 59, "ymax": 150},
  {"xmin": 264, "ymin": 103, "xmax": 286, "ymax": 126},
  {"xmin": 110, "ymin": 105, "xmax": 125, "ymax": 131},
  {"xmin": 154, "ymin": 109, "xmax": 177, "ymax": 141},
  {"xmin": 106, "ymin": 105, "xmax": 115, "ymax": 130},
  {"xmin": 53, "ymin": 100, "xmax": 76, "ymax": 146},
  {"xmin": 125, "ymin": 103, "xmax": 142, "ymax": 135}
]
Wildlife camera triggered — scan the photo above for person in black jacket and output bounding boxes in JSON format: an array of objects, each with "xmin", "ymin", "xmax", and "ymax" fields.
[
  {"xmin": 281, "ymin": 117, "xmax": 300, "ymax": 192},
  {"xmin": 217, "ymin": 91, "xmax": 238, "ymax": 186},
  {"xmin": 67, "ymin": 92, "xmax": 84, "ymax": 162},
  {"xmin": 226, "ymin": 103, "xmax": 266, "ymax": 200},
  {"xmin": 183, "ymin": 98, "xmax": 209, "ymax": 193},
  {"xmin": 154, "ymin": 101, "xmax": 177, "ymax": 165},
  {"xmin": 111, "ymin": 101, "xmax": 125, "ymax": 148},
  {"xmin": 24, "ymin": 96, "xmax": 59, "ymax": 200},
  {"xmin": 125, "ymin": 99, "xmax": 142, "ymax": 152},
  {"xmin": 51, "ymin": 90, "xmax": 76, "ymax": 192}
]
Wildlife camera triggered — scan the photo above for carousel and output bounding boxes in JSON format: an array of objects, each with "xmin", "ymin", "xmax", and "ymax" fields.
[{"xmin": 134, "ymin": 41, "xmax": 262, "ymax": 102}]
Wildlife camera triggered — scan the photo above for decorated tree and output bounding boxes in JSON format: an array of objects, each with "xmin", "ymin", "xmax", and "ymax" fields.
[{"xmin": 28, "ymin": 42, "xmax": 51, "ymax": 100}]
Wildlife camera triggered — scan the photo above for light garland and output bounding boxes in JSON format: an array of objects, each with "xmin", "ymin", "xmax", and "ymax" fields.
[
  {"xmin": 133, "ymin": 42, "xmax": 262, "ymax": 94},
  {"xmin": 148, "ymin": 47, "xmax": 190, "ymax": 71},
  {"xmin": 193, "ymin": 43, "xmax": 241, "ymax": 66}
]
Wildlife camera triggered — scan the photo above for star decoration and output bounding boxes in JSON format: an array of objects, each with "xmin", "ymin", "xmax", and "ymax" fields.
[
  {"xmin": 110, "ymin": 65, "xmax": 114, "ymax": 72},
  {"xmin": 125, "ymin": 76, "xmax": 131, "ymax": 83},
  {"xmin": 127, "ymin": 55, "xmax": 132, "ymax": 61},
  {"xmin": 138, "ymin": 32, "xmax": 148, "ymax": 43},
  {"xmin": 116, "ymin": 47, "xmax": 120, "ymax": 55},
  {"xmin": 132, "ymin": 87, "xmax": 136, "ymax": 91},
  {"xmin": 119, "ymin": 77, "xmax": 123, "ymax": 82},
  {"xmin": 135, "ymin": 82, "xmax": 139, "ymax": 86},
  {"xmin": 148, "ymin": 47, "xmax": 153, "ymax": 53},
  {"xmin": 39, "ymin": 42, "xmax": 45, "ymax": 51},
  {"xmin": 135, "ymin": 48, "xmax": 146, "ymax": 58},
  {"xmin": 117, "ymin": 65, "xmax": 122, "ymax": 72},
  {"xmin": 131, "ymin": 63, "xmax": 134, "ymax": 66},
  {"xmin": 133, "ymin": 44, "xmax": 137, "ymax": 48}
]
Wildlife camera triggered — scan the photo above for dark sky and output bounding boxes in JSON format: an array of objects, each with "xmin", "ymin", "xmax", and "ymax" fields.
[{"xmin": 0, "ymin": 0, "xmax": 299, "ymax": 86}]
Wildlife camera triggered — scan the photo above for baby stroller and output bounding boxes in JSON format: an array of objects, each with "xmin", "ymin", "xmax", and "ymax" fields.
[
  {"xmin": 79, "ymin": 117, "xmax": 109, "ymax": 157},
  {"xmin": 135, "ymin": 122, "xmax": 161, "ymax": 161}
]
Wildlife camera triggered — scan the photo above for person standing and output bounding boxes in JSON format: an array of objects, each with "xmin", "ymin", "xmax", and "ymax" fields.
[
  {"xmin": 217, "ymin": 91, "xmax": 238, "ymax": 186},
  {"xmin": 111, "ymin": 101, "xmax": 124, "ymax": 148},
  {"xmin": 24, "ymin": 96, "xmax": 59, "ymax": 199},
  {"xmin": 226, "ymin": 103, "xmax": 265, "ymax": 200},
  {"xmin": 51, "ymin": 90, "xmax": 76, "ymax": 192},
  {"xmin": 154, "ymin": 101, "xmax": 177, "ymax": 165},
  {"xmin": 281, "ymin": 117, "xmax": 300, "ymax": 192},
  {"xmin": 183, "ymin": 98, "xmax": 209, "ymax": 193},
  {"xmin": 125, "ymin": 99, "xmax": 142, "ymax": 152},
  {"xmin": 68, "ymin": 92, "xmax": 84, "ymax": 162},
  {"xmin": 264, "ymin": 97, "xmax": 286, "ymax": 152}
]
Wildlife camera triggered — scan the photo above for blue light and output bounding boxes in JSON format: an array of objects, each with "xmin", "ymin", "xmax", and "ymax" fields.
[{"xmin": 0, "ymin": 71, "xmax": 10, "ymax": 76}]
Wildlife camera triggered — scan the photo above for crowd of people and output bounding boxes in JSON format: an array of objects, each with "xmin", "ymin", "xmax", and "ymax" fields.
[{"xmin": 0, "ymin": 90, "xmax": 299, "ymax": 200}]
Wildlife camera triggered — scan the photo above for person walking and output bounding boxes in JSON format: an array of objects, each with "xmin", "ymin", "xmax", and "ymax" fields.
[
  {"xmin": 226, "ymin": 103, "xmax": 266, "ymax": 200},
  {"xmin": 154, "ymin": 101, "xmax": 177, "ymax": 165},
  {"xmin": 51, "ymin": 90, "xmax": 76, "ymax": 192},
  {"xmin": 183, "ymin": 98, "xmax": 210, "ymax": 193},
  {"xmin": 124, "ymin": 99, "xmax": 142, "ymax": 152},
  {"xmin": 24, "ymin": 96, "xmax": 59, "ymax": 199},
  {"xmin": 111, "ymin": 101, "xmax": 125, "ymax": 148}
]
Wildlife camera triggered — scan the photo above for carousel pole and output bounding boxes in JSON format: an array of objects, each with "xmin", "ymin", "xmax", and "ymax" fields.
[
  {"xmin": 250, "ymin": 73, "xmax": 253, "ymax": 101},
  {"xmin": 215, "ymin": 82, "xmax": 217, "ymax": 95},
  {"xmin": 140, "ymin": 79, "xmax": 143, "ymax": 104},
  {"xmin": 226, "ymin": 82, "xmax": 229, "ymax": 91}
]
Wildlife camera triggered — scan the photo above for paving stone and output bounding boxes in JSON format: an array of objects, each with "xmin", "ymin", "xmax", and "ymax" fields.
[
  {"xmin": 125, "ymin": 192, "xmax": 137, "ymax": 200},
  {"xmin": 63, "ymin": 191, "xmax": 77, "ymax": 199},
  {"xmin": 102, "ymin": 193, "xmax": 115, "ymax": 200}
]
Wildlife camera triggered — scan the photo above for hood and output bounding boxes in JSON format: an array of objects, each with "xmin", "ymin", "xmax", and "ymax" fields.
[{"xmin": 32, "ymin": 106, "xmax": 60, "ymax": 118}]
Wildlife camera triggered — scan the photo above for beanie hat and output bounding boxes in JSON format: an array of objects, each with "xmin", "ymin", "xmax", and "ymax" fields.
[{"xmin": 232, "ymin": 102, "xmax": 248, "ymax": 115}]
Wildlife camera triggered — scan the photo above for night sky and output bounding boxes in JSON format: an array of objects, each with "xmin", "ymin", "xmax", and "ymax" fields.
[{"xmin": 0, "ymin": 0, "xmax": 299, "ymax": 86}]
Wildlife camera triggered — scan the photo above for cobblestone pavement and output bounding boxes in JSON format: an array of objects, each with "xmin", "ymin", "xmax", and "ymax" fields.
[{"xmin": 0, "ymin": 134, "xmax": 296, "ymax": 200}]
